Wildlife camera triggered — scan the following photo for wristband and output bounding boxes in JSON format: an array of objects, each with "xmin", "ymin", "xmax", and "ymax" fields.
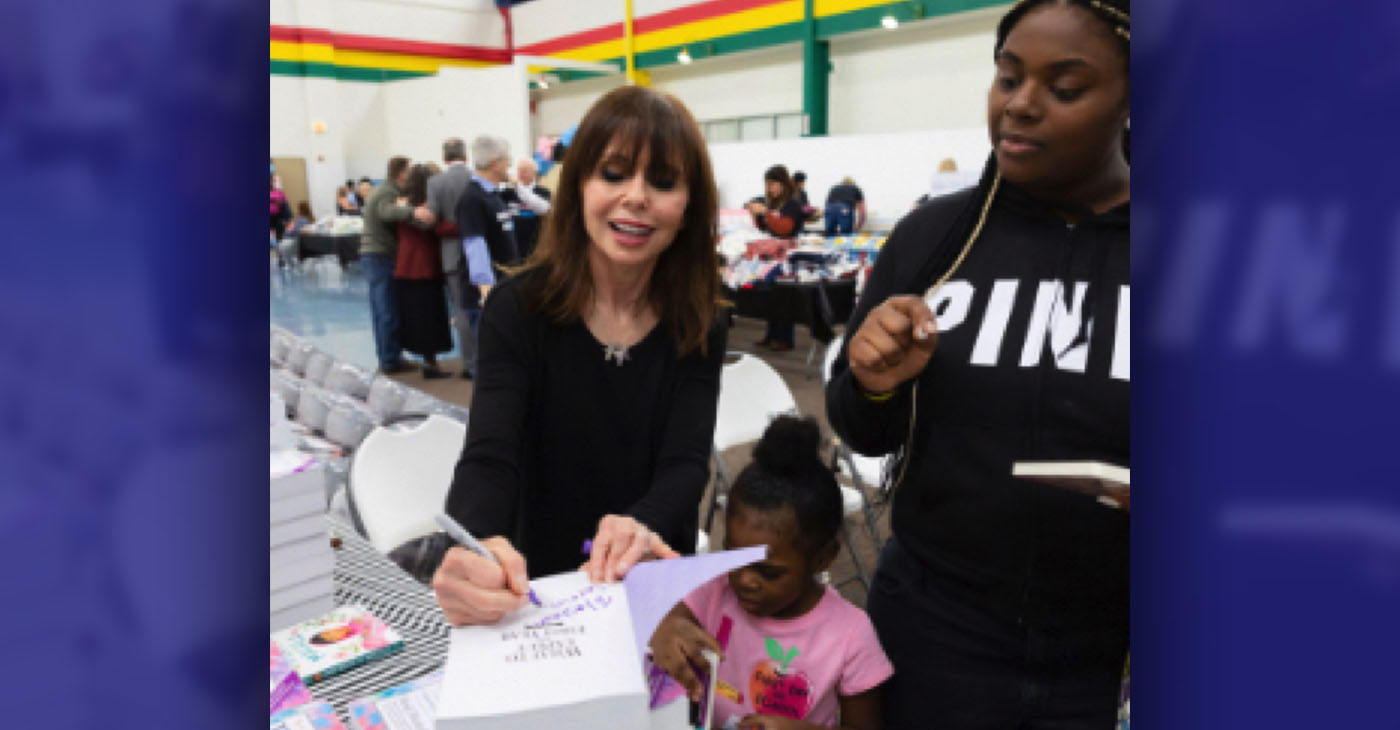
[{"xmin": 859, "ymin": 385, "xmax": 897, "ymax": 402}]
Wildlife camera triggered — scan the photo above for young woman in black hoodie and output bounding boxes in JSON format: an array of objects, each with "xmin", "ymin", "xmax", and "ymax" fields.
[{"xmin": 825, "ymin": 1, "xmax": 1130, "ymax": 727}]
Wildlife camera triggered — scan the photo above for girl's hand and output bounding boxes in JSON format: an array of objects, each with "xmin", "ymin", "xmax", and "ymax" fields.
[
  {"xmin": 847, "ymin": 295, "xmax": 939, "ymax": 395},
  {"xmin": 430, "ymin": 541, "xmax": 530, "ymax": 626},
  {"xmin": 585, "ymin": 514, "xmax": 679, "ymax": 583},
  {"xmin": 650, "ymin": 610, "xmax": 722, "ymax": 701}
]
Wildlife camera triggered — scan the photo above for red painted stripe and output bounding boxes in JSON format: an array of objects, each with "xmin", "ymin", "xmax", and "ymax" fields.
[
  {"xmin": 518, "ymin": 0, "xmax": 788, "ymax": 56},
  {"xmin": 269, "ymin": 24, "xmax": 510, "ymax": 63},
  {"xmin": 270, "ymin": 25, "xmax": 334, "ymax": 45}
]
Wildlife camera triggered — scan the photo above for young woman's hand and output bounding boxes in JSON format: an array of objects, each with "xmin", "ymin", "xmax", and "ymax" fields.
[
  {"xmin": 430, "ymin": 540, "xmax": 530, "ymax": 626},
  {"xmin": 584, "ymin": 514, "xmax": 679, "ymax": 583},
  {"xmin": 847, "ymin": 295, "xmax": 939, "ymax": 396},
  {"xmin": 649, "ymin": 605, "xmax": 722, "ymax": 701}
]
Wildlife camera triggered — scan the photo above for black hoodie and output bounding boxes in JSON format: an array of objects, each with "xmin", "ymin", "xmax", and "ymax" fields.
[{"xmin": 826, "ymin": 182, "xmax": 1129, "ymax": 631}]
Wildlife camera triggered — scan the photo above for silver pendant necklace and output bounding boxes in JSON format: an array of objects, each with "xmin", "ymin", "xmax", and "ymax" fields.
[{"xmin": 603, "ymin": 342, "xmax": 630, "ymax": 366}]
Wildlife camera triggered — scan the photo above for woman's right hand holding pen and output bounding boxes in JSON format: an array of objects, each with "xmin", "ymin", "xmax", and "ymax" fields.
[
  {"xmin": 848, "ymin": 295, "xmax": 939, "ymax": 396},
  {"xmin": 431, "ymin": 539, "xmax": 531, "ymax": 626}
]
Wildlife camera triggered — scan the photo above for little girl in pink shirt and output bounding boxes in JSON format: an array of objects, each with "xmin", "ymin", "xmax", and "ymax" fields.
[{"xmin": 651, "ymin": 416, "xmax": 893, "ymax": 730}]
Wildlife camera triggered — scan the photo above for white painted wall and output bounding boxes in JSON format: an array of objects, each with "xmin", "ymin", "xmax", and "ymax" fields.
[
  {"xmin": 383, "ymin": 65, "xmax": 532, "ymax": 174},
  {"xmin": 532, "ymin": 44, "xmax": 803, "ymax": 137},
  {"xmin": 272, "ymin": 0, "xmax": 503, "ymax": 46},
  {"xmin": 828, "ymin": 7, "xmax": 1003, "ymax": 134},
  {"xmin": 337, "ymin": 81, "xmax": 391, "ymax": 182},
  {"xmin": 706, "ymin": 128, "xmax": 989, "ymax": 226},
  {"xmin": 272, "ymin": 74, "xmax": 349, "ymax": 217}
]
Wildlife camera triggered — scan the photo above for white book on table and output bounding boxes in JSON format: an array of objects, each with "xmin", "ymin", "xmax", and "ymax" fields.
[
  {"xmin": 272, "ymin": 533, "xmax": 333, "ymax": 566},
  {"xmin": 271, "ymin": 547, "xmax": 336, "ymax": 593},
  {"xmin": 271, "ymin": 450, "xmax": 324, "ymax": 497},
  {"xmin": 271, "ymin": 590, "xmax": 335, "ymax": 632},
  {"xmin": 271, "ymin": 488, "xmax": 327, "ymax": 525},
  {"xmin": 434, "ymin": 571, "xmax": 647, "ymax": 730},
  {"xmin": 271, "ymin": 572, "xmax": 335, "ymax": 613},
  {"xmin": 1012, "ymin": 461, "xmax": 1129, "ymax": 499},
  {"xmin": 434, "ymin": 547, "xmax": 766, "ymax": 730},
  {"xmin": 272, "ymin": 512, "xmax": 328, "ymax": 548}
]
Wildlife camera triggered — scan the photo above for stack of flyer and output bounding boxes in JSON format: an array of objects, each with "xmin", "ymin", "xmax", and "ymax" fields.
[{"xmin": 272, "ymin": 448, "xmax": 335, "ymax": 630}]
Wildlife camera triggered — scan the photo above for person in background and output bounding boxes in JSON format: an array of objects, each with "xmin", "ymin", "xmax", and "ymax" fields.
[
  {"xmin": 651, "ymin": 416, "xmax": 892, "ymax": 730},
  {"xmin": 823, "ymin": 176, "xmax": 867, "ymax": 235},
  {"xmin": 344, "ymin": 178, "xmax": 360, "ymax": 208},
  {"xmin": 359, "ymin": 156, "xmax": 434, "ymax": 374},
  {"xmin": 454, "ymin": 135, "xmax": 519, "ymax": 380},
  {"xmin": 270, "ymin": 174, "xmax": 292, "ymax": 242},
  {"xmin": 288, "ymin": 201, "xmax": 314, "ymax": 234},
  {"xmin": 793, "ymin": 169, "xmax": 819, "ymax": 222},
  {"xmin": 432, "ymin": 85, "xmax": 726, "ymax": 627},
  {"xmin": 746, "ymin": 164, "xmax": 805, "ymax": 352},
  {"xmin": 500, "ymin": 157, "xmax": 552, "ymax": 261},
  {"xmin": 357, "ymin": 177, "xmax": 374, "ymax": 209},
  {"xmin": 826, "ymin": 0, "xmax": 1130, "ymax": 726},
  {"xmin": 336, "ymin": 186, "xmax": 359, "ymax": 215},
  {"xmin": 393, "ymin": 163, "xmax": 452, "ymax": 379},
  {"xmin": 426, "ymin": 137, "xmax": 478, "ymax": 379}
]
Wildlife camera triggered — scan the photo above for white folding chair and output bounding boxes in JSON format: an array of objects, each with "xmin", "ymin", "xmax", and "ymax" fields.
[
  {"xmin": 347, "ymin": 413, "xmax": 466, "ymax": 554},
  {"xmin": 703, "ymin": 352, "xmax": 800, "ymax": 532}
]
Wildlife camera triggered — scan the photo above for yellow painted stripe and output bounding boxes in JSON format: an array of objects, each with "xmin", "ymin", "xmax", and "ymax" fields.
[
  {"xmin": 270, "ymin": 42, "xmax": 498, "ymax": 73},
  {"xmin": 331, "ymin": 49, "xmax": 497, "ymax": 72},
  {"xmin": 814, "ymin": 0, "xmax": 901, "ymax": 16},
  {"xmin": 549, "ymin": 0, "xmax": 805, "ymax": 62},
  {"xmin": 270, "ymin": 40, "xmax": 335, "ymax": 64}
]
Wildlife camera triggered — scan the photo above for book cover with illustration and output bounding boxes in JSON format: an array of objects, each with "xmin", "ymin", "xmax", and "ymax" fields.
[
  {"xmin": 347, "ymin": 671, "xmax": 443, "ymax": 730},
  {"xmin": 271, "ymin": 700, "xmax": 350, "ymax": 730},
  {"xmin": 271, "ymin": 640, "xmax": 315, "ymax": 715},
  {"xmin": 272, "ymin": 605, "xmax": 405, "ymax": 685}
]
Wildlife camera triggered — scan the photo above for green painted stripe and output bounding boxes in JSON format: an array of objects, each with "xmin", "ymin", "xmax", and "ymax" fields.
[
  {"xmin": 815, "ymin": 0, "xmax": 1007, "ymax": 38},
  {"xmin": 269, "ymin": 59, "xmax": 432, "ymax": 81}
]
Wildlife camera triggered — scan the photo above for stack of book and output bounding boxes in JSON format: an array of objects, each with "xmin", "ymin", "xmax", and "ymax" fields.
[{"xmin": 272, "ymin": 449, "xmax": 335, "ymax": 630}]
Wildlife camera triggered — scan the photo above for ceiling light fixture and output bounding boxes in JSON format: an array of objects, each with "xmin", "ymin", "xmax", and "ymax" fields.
[
  {"xmin": 677, "ymin": 47, "xmax": 693, "ymax": 64},
  {"xmin": 881, "ymin": 13, "xmax": 899, "ymax": 29}
]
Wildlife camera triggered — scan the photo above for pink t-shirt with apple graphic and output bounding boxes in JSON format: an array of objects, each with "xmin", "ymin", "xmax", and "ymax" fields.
[{"xmin": 684, "ymin": 575, "xmax": 893, "ymax": 728}]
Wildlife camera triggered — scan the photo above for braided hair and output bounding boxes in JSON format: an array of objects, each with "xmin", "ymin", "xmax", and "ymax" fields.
[{"xmin": 728, "ymin": 416, "xmax": 843, "ymax": 557}]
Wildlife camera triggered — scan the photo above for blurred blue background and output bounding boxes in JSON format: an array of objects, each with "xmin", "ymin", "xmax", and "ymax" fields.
[
  {"xmin": 0, "ymin": 0, "xmax": 1394, "ymax": 727},
  {"xmin": 0, "ymin": 0, "xmax": 266, "ymax": 726},
  {"xmin": 1134, "ymin": 0, "xmax": 1400, "ymax": 727}
]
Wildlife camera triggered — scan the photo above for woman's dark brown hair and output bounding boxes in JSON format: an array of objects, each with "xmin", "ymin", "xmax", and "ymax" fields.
[
  {"xmin": 763, "ymin": 164, "xmax": 795, "ymax": 207},
  {"xmin": 521, "ymin": 85, "xmax": 721, "ymax": 357},
  {"xmin": 402, "ymin": 163, "xmax": 432, "ymax": 206}
]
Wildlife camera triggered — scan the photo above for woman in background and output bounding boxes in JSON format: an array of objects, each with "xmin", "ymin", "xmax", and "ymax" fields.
[
  {"xmin": 392, "ymin": 164, "xmax": 452, "ymax": 379},
  {"xmin": 746, "ymin": 164, "xmax": 805, "ymax": 352}
]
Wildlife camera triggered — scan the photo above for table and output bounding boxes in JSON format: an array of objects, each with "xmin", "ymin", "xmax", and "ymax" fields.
[
  {"xmin": 311, "ymin": 520, "xmax": 449, "ymax": 716},
  {"xmin": 298, "ymin": 232, "xmax": 361, "ymax": 265},
  {"xmin": 723, "ymin": 278, "xmax": 856, "ymax": 344},
  {"xmin": 308, "ymin": 519, "xmax": 690, "ymax": 729}
]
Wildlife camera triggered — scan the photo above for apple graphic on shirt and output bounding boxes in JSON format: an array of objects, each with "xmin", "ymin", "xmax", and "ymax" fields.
[{"xmin": 748, "ymin": 637, "xmax": 811, "ymax": 719}]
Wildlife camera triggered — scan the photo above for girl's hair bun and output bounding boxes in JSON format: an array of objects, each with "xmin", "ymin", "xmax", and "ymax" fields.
[{"xmin": 752, "ymin": 415, "xmax": 822, "ymax": 477}]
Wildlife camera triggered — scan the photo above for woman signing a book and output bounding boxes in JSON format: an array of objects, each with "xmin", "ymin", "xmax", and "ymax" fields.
[
  {"xmin": 431, "ymin": 85, "xmax": 728, "ymax": 626},
  {"xmin": 825, "ymin": 0, "xmax": 1130, "ymax": 727}
]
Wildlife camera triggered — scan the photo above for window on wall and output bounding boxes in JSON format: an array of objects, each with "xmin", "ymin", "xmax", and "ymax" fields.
[{"xmin": 703, "ymin": 112, "xmax": 804, "ymax": 142}]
